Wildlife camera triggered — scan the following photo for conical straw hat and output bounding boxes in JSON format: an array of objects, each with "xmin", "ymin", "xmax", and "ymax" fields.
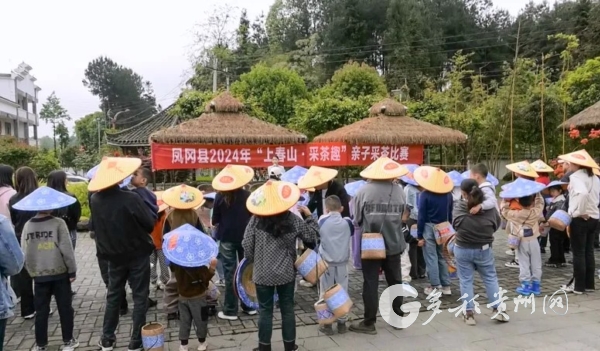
[
  {"xmin": 88, "ymin": 157, "xmax": 141, "ymax": 192},
  {"xmin": 297, "ymin": 166, "xmax": 338, "ymax": 190},
  {"xmin": 246, "ymin": 180, "xmax": 301, "ymax": 216},
  {"xmin": 297, "ymin": 176, "xmax": 314, "ymax": 192},
  {"xmin": 506, "ymin": 161, "xmax": 539, "ymax": 179},
  {"xmin": 162, "ymin": 184, "xmax": 205, "ymax": 210},
  {"xmin": 558, "ymin": 149, "xmax": 600, "ymax": 169},
  {"xmin": 413, "ymin": 166, "xmax": 453, "ymax": 194},
  {"xmin": 154, "ymin": 191, "xmax": 169, "ymax": 213},
  {"xmin": 530, "ymin": 159, "xmax": 554, "ymax": 173},
  {"xmin": 212, "ymin": 165, "xmax": 255, "ymax": 191},
  {"xmin": 359, "ymin": 157, "xmax": 409, "ymax": 180}
]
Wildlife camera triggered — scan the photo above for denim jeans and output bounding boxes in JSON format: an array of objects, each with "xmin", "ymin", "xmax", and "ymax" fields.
[
  {"xmin": 422, "ymin": 223, "xmax": 450, "ymax": 287},
  {"xmin": 454, "ymin": 245, "xmax": 500, "ymax": 311},
  {"xmin": 34, "ymin": 277, "xmax": 74, "ymax": 346},
  {"xmin": 102, "ymin": 255, "xmax": 150, "ymax": 349},
  {"xmin": 12, "ymin": 267, "xmax": 34, "ymax": 317},
  {"xmin": 215, "ymin": 241, "xmax": 225, "ymax": 280},
  {"xmin": 570, "ymin": 217, "xmax": 597, "ymax": 292},
  {"xmin": 256, "ymin": 281, "xmax": 295, "ymax": 346},
  {"xmin": 0, "ymin": 317, "xmax": 7, "ymax": 351},
  {"xmin": 219, "ymin": 241, "xmax": 253, "ymax": 315}
]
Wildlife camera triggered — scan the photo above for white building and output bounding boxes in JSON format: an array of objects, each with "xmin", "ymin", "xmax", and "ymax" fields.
[{"xmin": 0, "ymin": 62, "xmax": 40, "ymax": 145}]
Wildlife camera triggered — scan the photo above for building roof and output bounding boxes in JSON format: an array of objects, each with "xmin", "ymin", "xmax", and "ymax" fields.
[
  {"xmin": 560, "ymin": 100, "xmax": 600, "ymax": 129},
  {"xmin": 106, "ymin": 104, "xmax": 178, "ymax": 147}
]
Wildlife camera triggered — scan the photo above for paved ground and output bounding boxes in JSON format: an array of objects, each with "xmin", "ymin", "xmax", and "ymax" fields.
[{"xmin": 4, "ymin": 232, "xmax": 599, "ymax": 350}]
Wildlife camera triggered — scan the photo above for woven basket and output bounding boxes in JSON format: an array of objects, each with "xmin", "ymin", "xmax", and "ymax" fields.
[
  {"xmin": 323, "ymin": 284, "xmax": 353, "ymax": 318},
  {"xmin": 548, "ymin": 210, "xmax": 571, "ymax": 231},
  {"xmin": 361, "ymin": 233, "xmax": 386, "ymax": 260},
  {"xmin": 314, "ymin": 299, "xmax": 337, "ymax": 325},
  {"xmin": 295, "ymin": 249, "xmax": 328, "ymax": 285},
  {"xmin": 141, "ymin": 322, "xmax": 164, "ymax": 351}
]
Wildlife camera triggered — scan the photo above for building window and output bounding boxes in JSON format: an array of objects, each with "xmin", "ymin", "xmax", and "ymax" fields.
[{"xmin": 5, "ymin": 122, "xmax": 12, "ymax": 136}]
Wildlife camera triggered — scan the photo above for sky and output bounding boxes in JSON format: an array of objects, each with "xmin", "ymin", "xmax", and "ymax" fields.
[{"xmin": 0, "ymin": 0, "xmax": 547, "ymax": 138}]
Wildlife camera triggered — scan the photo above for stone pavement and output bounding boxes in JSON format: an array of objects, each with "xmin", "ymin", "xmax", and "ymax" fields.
[{"xmin": 4, "ymin": 231, "xmax": 599, "ymax": 350}]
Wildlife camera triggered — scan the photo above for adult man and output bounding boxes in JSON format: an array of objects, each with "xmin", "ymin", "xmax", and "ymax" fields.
[
  {"xmin": 89, "ymin": 157, "xmax": 155, "ymax": 351},
  {"xmin": 349, "ymin": 157, "xmax": 408, "ymax": 335}
]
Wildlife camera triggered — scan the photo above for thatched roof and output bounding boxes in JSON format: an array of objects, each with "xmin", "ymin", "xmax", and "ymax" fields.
[
  {"xmin": 560, "ymin": 100, "xmax": 600, "ymax": 129},
  {"xmin": 149, "ymin": 92, "xmax": 307, "ymax": 145},
  {"xmin": 314, "ymin": 98, "xmax": 467, "ymax": 145}
]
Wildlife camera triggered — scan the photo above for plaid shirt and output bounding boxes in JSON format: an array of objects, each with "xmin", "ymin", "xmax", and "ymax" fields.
[{"xmin": 242, "ymin": 214, "xmax": 319, "ymax": 286}]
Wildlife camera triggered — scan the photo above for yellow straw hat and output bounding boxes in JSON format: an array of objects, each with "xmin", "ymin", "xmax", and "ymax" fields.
[
  {"xmin": 212, "ymin": 165, "xmax": 255, "ymax": 191},
  {"xmin": 359, "ymin": 157, "xmax": 409, "ymax": 180},
  {"xmin": 154, "ymin": 191, "xmax": 169, "ymax": 213},
  {"xmin": 246, "ymin": 180, "xmax": 301, "ymax": 216},
  {"xmin": 88, "ymin": 157, "xmax": 141, "ymax": 192},
  {"xmin": 558, "ymin": 149, "xmax": 600, "ymax": 170},
  {"xmin": 506, "ymin": 161, "xmax": 539, "ymax": 179},
  {"xmin": 162, "ymin": 184, "xmax": 205, "ymax": 210},
  {"xmin": 297, "ymin": 176, "xmax": 315, "ymax": 192},
  {"xmin": 413, "ymin": 166, "xmax": 453, "ymax": 194},
  {"xmin": 297, "ymin": 166, "xmax": 338, "ymax": 190},
  {"xmin": 530, "ymin": 159, "xmax": 554, "ymax": 173}
]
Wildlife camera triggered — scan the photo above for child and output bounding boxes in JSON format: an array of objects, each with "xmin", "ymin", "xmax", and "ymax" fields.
[
  {"xmin": 131, "ymin": 167, "xmax": 158, "ymax": 219},
  {"xmin": 18, "ymin": 187, "xmax": 78, "ymax": 351},
  {"xmin": 469, "ymin": 163, "xmax": 499, "ymax": 213},
  {"xmin": 402, "ymin": 180, "xmax": 425, "ymax": 280},
  {"xmin": 542, "ymin": 182, "xmax": 568, "ymax": 267},
  {"xmin": 501, "ymin": 192, "xmax": 544, "ymax": 296},
  {"xmin": 150, "ymin": 201, "xmax": 169, "ymax": 290},
  {"xmin": 171, "ymin": 257, "xmax": 217, "ymax": 351},
  {"xmin": 317, "ymin": 195, "xmax": 353, "ymax": 335}
]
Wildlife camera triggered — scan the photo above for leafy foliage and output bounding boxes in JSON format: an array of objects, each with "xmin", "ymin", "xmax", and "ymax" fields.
[
  {"xmin": 74, "ymin": 112, "xmax": 104, "ymax": 154},
  {"xmin": 0, "ymin": 137, "xmax": 38, "ymax": 169},
  {"xmin": 171, "ymin": 90, "xmax": 217, "ymax": 120},
  {"xmin": 29, "ymin": 151, "xmax": 60, "ymax": 180},
  {"xmin": 67, "ymin": 183, "xmax": 91, "ymax": 218},
  {"xmin": 40, "ymin": 92, "xmax": 70, "ymax": 152}
]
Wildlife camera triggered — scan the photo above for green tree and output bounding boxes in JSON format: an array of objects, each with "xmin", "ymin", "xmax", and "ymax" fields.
[
  {"xmin": 29, "ymin": 150, "xmax": 60, "ymax": 180},
  {"xmin": 171, "ymin": 90, "xmax": 217, "ymax": 120},
  {"xmin": 60, "ymin": 145, "xmax": 78, "ymax": 169},
  {"xmin": 73, "ymin": 151, "xmax": 99, "ymax": 173},
  {"xmin": 231, "ymin": 64, "xmax": 308, "ymax": 125},
  {"xmin": 74, "ymin": 112, "xmax": 104, "ymax": 154},
  {"xmin": 56, "ymin": 121, "xmax": 70, "ymax": 151},
  {"xmin": 0, "ymin": 136, "xmax": 38, "ymax": 169},
  {"xmin": 563, "ymin": 57, "xmax": 600, "ymax": 115},
  {"xmin": 40, "ymin": 92, "xmax": 70, "ymax": 153},
  {"xmin": 325, "ymin": 62, "xmax": 388, "ymax": 100}
]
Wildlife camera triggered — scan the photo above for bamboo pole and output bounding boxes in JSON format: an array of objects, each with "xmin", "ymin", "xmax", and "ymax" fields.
[
  {"xmin": 509, "ymin": 21, "xmax": 521, "ymax": 180},
  {"xmin": 540, "ymin": 53, "xmax": 547, "ymax": 162}
]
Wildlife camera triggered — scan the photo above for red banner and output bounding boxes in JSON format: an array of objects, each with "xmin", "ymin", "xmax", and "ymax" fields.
[
  {"xmin": 151, "ymin": 143, "xmax": 306, "ymax": 170},
  {"xmin": 151, "ymin": 142, "xmax": 424, "ymax": 170}
]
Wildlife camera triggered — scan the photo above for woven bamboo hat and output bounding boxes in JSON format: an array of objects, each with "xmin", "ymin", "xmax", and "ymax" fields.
[
  {"xmin": 297, "ymin": 166, "xmax": 338, "ymax": 190},
  {"xmin": 506, "ymin": 161, "xmax": 539, "ymax": 179},
  {"xmin": 360, "ymin": 157, "xmax": 409, "ymax": 180},
  {"xmin": 212, "ymin": 165, "xmax": 254, "ymax": 191},
  {"xmin": 413, "ymin": 166, "xmax": 453, "ymax": 194},
  {"xmin": 297, "ymin": 176, "xmax": 314, "ymax": 192},
  {"xmin": 162, "ymin": 184, "xmax": 205, "ymax": 210},
  {"xmin": 154, "ymin": 191, "xmax": 169, "ymax": 213},
  {"xmin": 246, "ymin": 180, "xmax": 301, "ymax": 216},
  {"xmin": 558, "ymin": 149, "xmax": 600, "ymax": 170},
  {"xmin": 88, "ymin": 157, "xmax": 142, "ymax": 192},
  {"xmin": 530, "ymin": 159, "xmax": 554, "ymax": 173}
]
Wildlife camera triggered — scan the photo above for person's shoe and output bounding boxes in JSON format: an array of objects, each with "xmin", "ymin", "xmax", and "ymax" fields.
[
  {"xmin": 505, "ymin": 249, "xmax": 515, "ymax": 256},
  {"xmin": 441, "ymin": 286, "xmax": 451, "ymax": 296},
  {"xmin": 147, "ymin": 298, "xmax": 158, "ymax": 308},
  {"xmin": 561, "ymin": 263, "xmax": 569, "ymax": 267},
  {"xmin": 33, "ymin": 346, "xmax": 48, "ymax": 351},
  {"xmin": 337, "ymin": 321, "xmax": 348, "ymax": 334},
  {"xmin": 179, "ymin": 345, "xmax": 188, "ymax": 351},
  {"xmin": 319, "ymin": 324, "xmax": 334, "ymax": 335},
  {"xmin": 252, "ymin": 344, "xmax": 272, "ymax": 351},
  {"xmin": 348, "ymin": 321, "xmax": 377, "ymax": 335},
  {"xmin": 545, "ymin": 262, "xmax": 558, "ymax": 268},
  {"xmin": 23, "ymin": 312, "xmax": 35, "ymax": 319},
  {"xmin": 492, "ymin": 309, "xmax": 509, "ymax": 322},
  {"xmin": 561, "ymin": 283, "xmax": 583, "ymax": 295},
  {"xmin": 530, "ymin": 280, "xmax": 541, "ymax": 296},
  {"xmin": 62, "ymin": 339, "xmax": 79, "ymax": 351},
  {"xmin": 243, "ymin": 309, "xmax": 257, "ymax": 316},
  {"xmin": 299, "ymin": 279, "xmax": 314, "ymax": 288},
  {"xmin": 197, "ymin": 341, "xmax": 208, "ymax": 351},
  {"xmin": 424, "ymin": 286, "xmax": 441, "ymax": 295},
  {"xmin": 127, "ymin": 342, "xmax": 143, "ymax": 351},
  {"xmin": 215, "ymin": 279, "xmax": 225, "ymax": 287},
  {"xmin": 167, "ymin": 312, "xmax": 179, "ymax": 320},
  {"xmin": 585, "ymin": 288, "xmax": 595, "ymax": 292},
  {"xmin": 97, "ymin": 339, "xmax": 115, "ymax": 351},
  {"xmin": 217, "ymin": 311, "xmax": 238, "ymax": 321},
  {"xmin": 516, "ymin": 281, "xmax": 531, "ymax": 295},
  {"xmin": 505, "ymin": 260, "xmax": 519, "ymax": 268},
  {"xmin": 283, "ymin": 341, "xmax": 298, "ymax": 351},
  {"xmin": 463, "ymin": 310, "xmax": 476, "ymax": 326}
]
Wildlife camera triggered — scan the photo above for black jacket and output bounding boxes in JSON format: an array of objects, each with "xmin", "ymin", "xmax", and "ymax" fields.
[
  {"xmin": 212, "ymin": 189, "xmax": 251, "ymax": 243},
  {"xmin": 307, "ymin": 180, "xmax": 351, "ymax": 218},
  {"xmin": 51, "ymin": 192, "xmax": 82, "ymax": 232},
  {"xmin": 9, "ymin": 193, "xmax": 38, "ymax": 240},
  {"xmin": 90, "ymin": 185, "xmax": 155, "ymax": 264}
]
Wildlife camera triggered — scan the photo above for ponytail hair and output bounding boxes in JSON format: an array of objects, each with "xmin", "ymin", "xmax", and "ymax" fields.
[{"xmin": 460, "ymin": 178, "xmax": 484, "ymax": 209}]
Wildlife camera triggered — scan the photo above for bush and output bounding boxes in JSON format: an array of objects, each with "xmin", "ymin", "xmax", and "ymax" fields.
[
  {"xmin": 30, "ymin": 151, "xmax": 61, "ymax": 180},
  {"xmin": 67, "ymin": 183, "xmax": 90, "ymax": 218},
  {"xmin": 0, "ymin": 136, "xmax": 38, "ymax": 169}
]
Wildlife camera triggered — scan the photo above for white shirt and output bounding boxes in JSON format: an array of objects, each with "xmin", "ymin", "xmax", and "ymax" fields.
[{"xmin": 568, "ymin": 170, "xmax": 600, "ymax": 219}]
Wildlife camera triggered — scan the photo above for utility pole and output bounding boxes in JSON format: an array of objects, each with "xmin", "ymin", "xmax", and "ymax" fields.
[
  {"xmin": 97, "ymin": 115, "xmax": 101, "ymax": 153},
  {"xmin": 212, "ymin": 56, "xmax": 218, "ymax": 92},
  {"xmin": 226, "ymin": 67, "xmax": 230, "ymax": 91},
  {"xmin": 509, "ymin": 21, "xmax": 521, "ymax": 174}
]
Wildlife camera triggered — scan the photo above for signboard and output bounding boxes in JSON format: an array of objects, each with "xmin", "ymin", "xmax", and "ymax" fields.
[
  {"xmin": 347, "ymin": 144, "xmax": 423, "ymax": 165},
  {"xmin": 305, "ymin": 142, "xmax": 348, "ymax": 166}
]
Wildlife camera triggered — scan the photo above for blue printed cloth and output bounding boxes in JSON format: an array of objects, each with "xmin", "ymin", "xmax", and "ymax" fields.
[
  {"xmin": 344, "ymin": 180, "xmax": 367, "ymax": 197},
  {"xmin": 162, "ymin": 224, "xmax": 219, "ymax": 268},
  {"xmin": 399, "ymin": 164, "xmax": 419, "ymax": 186},
  {"xmin": 545, "ymin": 180, "xmax": 568, "ymax": 189},
  {"xmin": 203, "ymin": 192, "xmax": 216, "ymax": 200},
  {"xmin": 403, "ymin": 164, "xmax": 419, "ymax": 173},
  {"xmin": 461, "ymin": 170, "xmax": 499, "ymax": 186},
  {"xmin": 499, "ymin": 178, "xmax": 546, "ymax": 199},
  {"xmin": 13, "ymin": 186, "xmax": 76, "ymax": 211},
  {"xmin": 86, "ymin": 164, "xmax": 132, "ymax": 188},
  {"xmin": 280, "ymin": 166, "xmax": 308, "ymax": 184},
  {"xmin": 447, "ymin": 171, "xmax": 464, "ymax": 187}
]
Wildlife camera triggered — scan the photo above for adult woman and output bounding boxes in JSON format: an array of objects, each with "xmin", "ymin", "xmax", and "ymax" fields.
[
  {"xmin": 0, "ymin": 214, "xmax": 24, "ymax": 348},
  {"xmin": 559, "ymin": 150, "xmax": 600, "ymax": 294},
  {"xmin": 8, "ymin": 167, "xmax": 39, "ymax": 319},
  {"xmin": 452, "ymin": 179, "xmax": 506, "ymax": 325},
  {"xmin": 212, "ymin": 165, "xmax": 256, "ymax": 320},
  {"xmin": 47, "ymin": 170, "xmax": 82, "ymax": 250},
  {"xmin": 242, "ymin": 180, "xmax": 319, "ymax": 351},
  {"xmin": 0, "ymin": 165, "xmax": 16, "ymax": 220}
]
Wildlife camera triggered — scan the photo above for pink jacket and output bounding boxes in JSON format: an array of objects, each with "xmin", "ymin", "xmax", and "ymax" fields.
[{"xmin": 0, "ymin": 187, "xmax": 16, "ymax": 221}]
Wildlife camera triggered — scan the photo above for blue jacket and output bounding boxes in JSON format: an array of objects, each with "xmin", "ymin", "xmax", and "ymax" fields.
[{"xmin": 0, "ymin": 215, "xmax": 24, "ymax": 319}]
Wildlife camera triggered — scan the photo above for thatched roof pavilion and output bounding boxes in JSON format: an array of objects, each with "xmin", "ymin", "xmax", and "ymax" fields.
[
  {"xmin": 560, "ymin": 100, "xmax": 600, "ymax": 129},
  {"xmin": 313, "ymin": 98, "xmax": 467, "ymax": 145},
  {"xmin": 150, "ymin": 92, "xmax": 307, "ymax": 145}
]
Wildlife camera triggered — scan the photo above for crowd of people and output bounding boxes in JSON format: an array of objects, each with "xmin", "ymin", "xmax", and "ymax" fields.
[{"xmin": 0, "ymin": 148, "xmax": 598, "ymax": 351}]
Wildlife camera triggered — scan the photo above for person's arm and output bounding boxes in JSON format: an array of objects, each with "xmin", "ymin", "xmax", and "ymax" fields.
[
  {"xmin": 70, "ymin": 199, "xmax": 82, "ymax": 229},
  {"xmin": 307, "ymin": 192, "xmax": 318, "ymax": 214},
  {"xmin": 448, "ymin": 193, "xmax": 453, "ymax": 221},
  {"xmin": 353, "ymin": 191, "xmax": 364, "ymax": 227},
  {"xmin": 480, "ymin": 187, "xmax": 497, "ymax": 211},
  {"xmin": 211, "ymin": 195, "xmax": 222, "ymax": 225},
  {"xmin": 57, "ymin": 219, "xmax": 77, "ymax": 279},
  {"xmin": 339, "ymin": 188, "xmax": 351, "ymax": 218},
  {"xmin": 297, "ymin": 216, "xmax": 320, "ymax": 244},
  {"xmin": 567, "ymin": 183, "xmax": 583, "ymax": 217},
  {"xmin": 130, "ymin": 194, "xmax": 155, "ymax": 234},
  {"xmin": 241, "ymin": 217, "xmax": 256, "ymax": 262},
  {"xmin": 417, "ymin": 192, "xmax": 427, "ymax": 239},
  {"xmin": 0, "ymin": 216, "xmax": 24, "ymax": 276},
  {"xmin": 9, "ymin": 197, "xmax": 17, "ymax": 228}
]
